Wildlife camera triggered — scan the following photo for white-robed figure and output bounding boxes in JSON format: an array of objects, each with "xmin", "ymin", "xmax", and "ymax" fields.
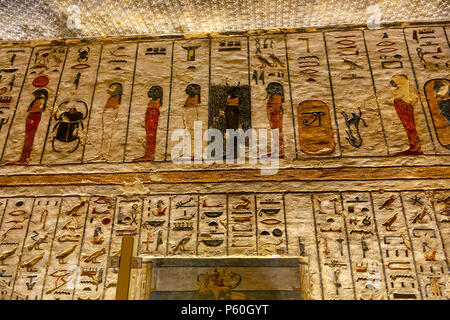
[
  {"xmin": 181, "ymin": 83, "xmax": 201, "ymax": 158},
  {"xmin": 90, "ymin": 82, "xmax": 122, "ymax": 161},
  {"xmin": 183, "ymin": 83, "xmax": 201, "ymax": 134}
]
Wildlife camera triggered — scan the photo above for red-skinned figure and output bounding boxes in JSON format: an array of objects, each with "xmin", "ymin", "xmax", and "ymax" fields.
[
  {"xmin": 265, "ymin": 82, "xmax": 285, "ymax": 158},
  {"xmin": 7, "ymin": 88, "xmax": 48, "ymax": 165},
  {"xmin": 133, "ymin": 85, "xmax": 163, "ymax": 162},
  {"xmin": 390, "ymin": 75, "xmax": 423, "ymax": 156}
]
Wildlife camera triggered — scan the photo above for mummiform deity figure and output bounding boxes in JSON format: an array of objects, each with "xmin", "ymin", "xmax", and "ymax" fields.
[
  {"xmin": 7, "ymin": 88, "xmax": 49, "ymax": 165},
  {"xmin": 133, "ymin": 85, "xmax": 163, "ymax": 162},
  {"xmin": 390, "ymin": 75, "xmax": 422, "ymax": 156},
  {"xmin": 90, "ymin": 82, "xmax": 123, "ymax": 161},
  {"xmin": 265, "ymin": 82, "xmax": 285, "ymax": 158},
  {"xmin": 183, "ymin": 84, "xmax": 201, "ymax": 134}
]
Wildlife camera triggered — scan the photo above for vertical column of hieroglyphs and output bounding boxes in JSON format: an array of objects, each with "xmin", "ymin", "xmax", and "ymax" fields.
[
  {"xmin": 255, "ymin": 193, "xmax": 287, "ymax": 256},
  {"xmin": 365, "ymin": 28, "xmax": 434, "ymax": 156},
  {"xmin": 74, "ymin": 195, "xmax": 116, "ymax": 300},
  {"xmin": 166, "ymin": 39, "xmax": 209, "ymax": 161},
  {"xmin": 248, "ymin": 35, "xmax": 295, "ymax": 159},
  {"xmin": 432, "ymin": 190, "xmax": 450, "ymax": 280},
  {"xmin": 284, "ymin": 193, "xmax": 322, "ymax": 300},
  {"xmin": 404, "ymin": 26, "xmax": 450, "ymax": 154},
  {"xmin": 341, "ymin": 192, "xmax": 388, "ymax": 300},
  {"xmin": 0, "ymin": 198, "xmax": 34, "ymax": 299},
  {"xmin": 286, "ymin": 32, "xmax": 340, "ymax": 158},
  {"xmin": 124, "ymin": 41, "xmax": 173, "ymax": 163},
  {"xmin": 401, "ymin": 191, "xmax": 448, "ymax": 299},
  {"xmin": 324, "ymin": 31, "xmax": 387, "ymax": 156},
  {"xmin": 209, "ymin": 36, "xmax": 250, "ymax": 161},
  {"xmin": 371, "ymin": 191, "xmax": 421, "ymax": 300},
  {"xmin": 41, "ymin": 196, "xmax": 89, "ymax": 300},
  {"xmin": 1, "ymin": 46, "xmax": 67, "ymax": 165},
  {"xmin": 0, "ymin": 199, "xmax": 7, "ymax": 299},
  {"xmin": 138, "ymin": 195, "xmax": 170, "ymax": 256},
  {"xmin": 0, "ymin": 47, "xmax": 32, "ymax": 159},
  {"xmin": 312, "ymin": 193, "xmax": 354, "ymax": 299},
  {"xmin": 83, "ymin": 43, "xmax": 137, "ymax": 163},
  {"xmin": 446, "ymin": 26, "xmax": 450, "ymax": 44},
  {"xmin": 41, "ymin": 44, "xmax": 102, "ymax": 164},
  {"xmin": 11, "ymin": 197, "xmax": 61, "ymax": 300},
  {"xmin": 227, "ymin": 193, "xmax": 257, "ymax": 256},
  {"xmin": 198, "ymin": 194, "xmax": 227, "ymax": 257},
  {"xmin": 103, "ymin": 196, "xmax": 142, "ymax": 299},
  {"xmin": 167, "ymin": 195, "xmax": 198, "ymax": 256}
]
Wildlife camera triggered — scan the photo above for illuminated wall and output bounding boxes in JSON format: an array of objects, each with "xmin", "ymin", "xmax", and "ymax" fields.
[{"xmin": 0, "ymin": 22, "xmax": 449, "ymax": 300}]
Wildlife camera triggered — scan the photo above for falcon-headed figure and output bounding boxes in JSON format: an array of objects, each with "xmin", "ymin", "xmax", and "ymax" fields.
[{"xmin": 390, "ymin": 75, "xmax": 423, "ymax": 156}]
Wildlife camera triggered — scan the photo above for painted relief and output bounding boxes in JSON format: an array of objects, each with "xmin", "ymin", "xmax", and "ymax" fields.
[
  {"xmin": 401, "ymin": 191, "xmax": 448, "ymax": 299},
  {"xmin": 249, "ymin": 35, "xmax": 296, "ymax": 159},
  {"xmin": 227, "ymin": 194, "xmax": 256, "ymax": 256},
  {"xmin": 166, "ymin": 40, "xmax": 209, "ymax": 160},
  {"xmin": 433, "ymin": 190, "xmax": 450, "ymax": 278},
  {"xmin": 0, "ymin": 26, "xmax": 447, "ymax": 167},
  {"xmin": 265, "ymin": 82, "xmax": 285, "ymax": 157},
  {"xmin": 147, "ymin": 258, "xmax": 303, "ymax": 300},
  {"xmin": 0, "ymin": 198, "xmax": 34, "ymax": 299},
  {"xmin": 0, "ymin": 187, "xmax": 447, "ymax": 300},
  {"xmin": 0, "ymin": 23, "xmax": 448, "ymax": 302},
  {"xmin": 256, "ymin": 194, "xmax": 287, "ymax": 256},
  {"xmin": 41, "ymin": 44, "xmax": 102, "ymax": 164},
  {"xmin": 209, "ymin": 37, "xmax": 250, "ymax": 159},
  {"xmin": 0, "ymin": 47, "xmax": 33, "ymax": 161},
  {"xmin": 139, "ymin": 195, "xmax": 170, "ymax": 256},
  {"xmin": 404, "ymin": 26, "xmax": 450, "ymax": 154},
  {"xmin": 324, "ymin": 31, "xmax": 387, "ymax": 156},
  {"xmin": 132, "ymin": 86, "xmax": 163, "ymax": 162},
  {"xmin": 298, "ymin": 100, "xmax": 335, "ymax": 155},
  {"xmin": 50, "ymin": 100, "xmax": 88, "ymax": 153},
  {"xmin": 90, "ymin": 82, "xmax": 123, "ymax": 161},
  {"xmin": 83, "ymin": 43, "xmax": 137, "ymax": 163},
  {"xmin": 198, "ymin": 194, "xmax": 227, "ymax": 256},
  {"xmin": 168, "ymin": 195, "xmax": 198, "ymax": 256},
  {"xmin": 424, "ymin": 79, "xmax": 450, "ymax": 149},
  {"xmin": 208, "ymin": 82, "xmax": 251, "ymax": 158},
  {"xmin": 311, "ymin": 193, "xmax": 354, "ymax": 299},
  {"xmin": 125, "ymin": 41, "xmax": 172, "ymax": 162},
  {"xmin": 183, "ymin": 83, "xmax": 201, "ymax": 134},
  {"xmin": 103, "ymin": 196, "xmax": 142, "ymax": 300},
  {"xmin": 365, "ymin": 28, "xmax": 433, "ymax": 156},
  {"xmin": 12, "ymin": 197, "xmax": 60, "ymax": 300},
  {"xmin": 2, "ymin": 46, "xmax": 67, "ymax": 165},
  {"xmin": 371, "ymin": 192, "xmax": 422, "ymax": 300},
  {"xmin": 41, "ymin": 197, "xmax": 89, "ymax": 300},
  {"xmin": 73, "ymin": 196, "xmax": 116, "ymax": 300},
  {"xmin": 342, "ymin": 192, "xmax": 387, "ymax": 300},
  {"xmin": 8, "ymin": 89, "xmax": 49, "ymax": 164},
  {"xmin": 286, "ymin": 32, "xmax": 339, "ymax": 158},
  {"xmin": 390, "ymin": 74, "xmax": 423, "ymax": 155}
]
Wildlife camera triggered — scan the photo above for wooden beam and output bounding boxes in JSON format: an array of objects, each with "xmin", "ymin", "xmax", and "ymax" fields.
[{"xmin": 116, "ymin": 236, "xmax": 134, "ymax": 300}]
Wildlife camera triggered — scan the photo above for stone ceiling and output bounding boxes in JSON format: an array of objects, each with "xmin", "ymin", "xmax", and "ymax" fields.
[{"xmin": 0, "ymin": 0, "xmax": 449, "ymax": 41}]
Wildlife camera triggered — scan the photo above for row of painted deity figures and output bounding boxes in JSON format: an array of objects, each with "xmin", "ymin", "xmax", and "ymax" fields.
[{"xmin": 5, "ymin": 76, "xmax": 450, "ymax": 164}]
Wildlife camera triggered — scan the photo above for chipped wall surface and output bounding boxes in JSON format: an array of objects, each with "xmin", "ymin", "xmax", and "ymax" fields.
[{"xmin": 0, "ymin": 23, "xmax": 449, "ymax": 300}]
